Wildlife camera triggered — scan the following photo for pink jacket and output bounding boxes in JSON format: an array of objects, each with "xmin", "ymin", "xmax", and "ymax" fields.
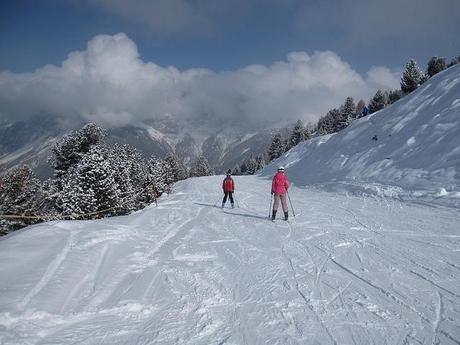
[{"xmin": 271, "ymin": 172, "xmax": 289, "ymax": 195}]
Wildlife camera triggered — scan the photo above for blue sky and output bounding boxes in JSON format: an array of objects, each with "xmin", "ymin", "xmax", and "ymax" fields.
[
  {"xmin": 1, "ymin": 0, "xmax": 458, "ymax": 74},
  {"xmin": 0, "ymin": 0, "xmax": 458, "ymax": 130}
]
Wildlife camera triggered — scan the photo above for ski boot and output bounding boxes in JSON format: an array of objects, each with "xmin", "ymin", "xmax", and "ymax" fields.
[
  {"xmin": 284, "ymin": 211, "xmax": 289, "ymax": 221},
  {"xmin": 231, "ymin": 203, "xmax": 234, "ymax": 209},
  {"xmin": 221, "ymin": 202, "xmax": 225, "ymax": 208},
  {"xmin": 271, "ymin": 210, "xmax": 277, "ymax": 221}
]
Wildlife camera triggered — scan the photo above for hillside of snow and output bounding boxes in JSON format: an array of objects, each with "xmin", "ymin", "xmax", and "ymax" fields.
[{"xmin": 261, "ymin": 65, "xmax": 460, "ymax": 204}]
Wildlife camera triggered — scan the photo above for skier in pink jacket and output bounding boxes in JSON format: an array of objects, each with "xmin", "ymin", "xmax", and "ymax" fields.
[{"xmin": 271, "ymin": 166, "xmax": 289, "ymax": 220}]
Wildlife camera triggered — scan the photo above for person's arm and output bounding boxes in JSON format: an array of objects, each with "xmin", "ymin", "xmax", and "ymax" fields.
[{"xmin": 271, "ymin": 178, "xmax": 276, "ymax": 194}]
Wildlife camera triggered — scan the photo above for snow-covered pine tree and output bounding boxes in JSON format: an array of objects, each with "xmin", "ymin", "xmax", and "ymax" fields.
[
  {"xmin": 126, "ymin": 145, "xmax": 150, "ymax": 208},
  {"xmin": 368, "ymin": 90, "xmax": 386, "ymax": 114},
  {"xmin": 164, "ymin": 154, "xmax": 188, "ymax": 183},
  {"xmin": 189, "ymin": 156, "xmax": 213, "ymax": 177},
  {"xmin": 427, "ymin": 57, "xmax": 447, "ymax": 77},
  {"xmin": 317, "ymin": 108, "xmax": 340, "ymax": 135},
  {"xmin": 268, "ymin": 132, "xmax": 286, "ymax": 161},
  {"xmin": 388, "ymin": 89, "xmax": 403, "ymax": 104},
  {"xmin": 287, "ymin": 120, "xmax": 311, "ymax": 150},
  {"xmin": 0, "ymin": 165, "xmax": 44, "ymax": 234},
  {"xmin": 448, "ymin": 55, "xmax": 460, "ymax": 67},
  {"xmin": 147, "ymin": 156, "xmax": 169, "ymax": 198},
  {"xmin": 335, "ymin": 97, "xmax": 356, "ymax": 131},
  {"xmin": 255, "ymin": 155, "xmax": 266, "ymax": 171},
  {"xmin": 108, "ymin": 144, "xmax": 137, "ymax": 214},
  {"xmin": 50, "ymin": 123, "xmax": 105, "ymax": 186},
  {"xmin": 400, "ymin": 59, "xmax": 423, "ymax": 94},
  {"xmin": 245, "ymin": 155, "xmax": 266, "ymax": 175},
  {"xmin": 59, "ymin": 145, "xmax": 119, "ymax": 219}
]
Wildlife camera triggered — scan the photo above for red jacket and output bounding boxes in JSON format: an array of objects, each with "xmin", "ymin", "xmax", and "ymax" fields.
[
  {"xmin": 222, "ymin": 176, "xmax": 234, "ymax": 192},
  {"xmin": 271, "ymin": 172, "xmax": 289, "ymax": 194}
]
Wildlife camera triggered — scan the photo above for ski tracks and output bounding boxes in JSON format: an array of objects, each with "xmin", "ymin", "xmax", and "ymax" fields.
[{"xmin": 18, "ymin": 230, "xmax": 77, "ymax": 311}]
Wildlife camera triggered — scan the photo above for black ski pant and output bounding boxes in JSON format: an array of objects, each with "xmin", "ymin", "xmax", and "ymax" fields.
[{"xmin": 222, "ymin": 192, "xmax": 234, "ymax": 205}]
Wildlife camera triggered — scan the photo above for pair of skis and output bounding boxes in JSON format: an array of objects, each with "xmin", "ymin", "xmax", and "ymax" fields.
[{"xmin": 268, "ymin": 192, "xmax": 296, "ymax": 222}]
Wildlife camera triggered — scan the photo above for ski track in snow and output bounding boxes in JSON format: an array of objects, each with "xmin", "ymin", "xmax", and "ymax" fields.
[{"xmin": 0, "ymin": 175, "xmax": 460, "ymax": 345}]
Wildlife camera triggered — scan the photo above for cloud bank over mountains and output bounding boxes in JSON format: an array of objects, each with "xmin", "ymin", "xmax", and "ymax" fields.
[{"xmin": 0, "ymin": 33, "xmax": 399, "ymax": 131}]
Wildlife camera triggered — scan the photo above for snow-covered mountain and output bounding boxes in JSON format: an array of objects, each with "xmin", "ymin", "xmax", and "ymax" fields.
[
  {"xmin": 262, "ymin": 64, "xmax": 460, "ymax": 205},
  {"xmin": 0, "ymin": 65, "xmax": 459, "ymax": 345},
  {"xmin": 0, "ymin": 118, "xmax": 276, "ymax": 177}
]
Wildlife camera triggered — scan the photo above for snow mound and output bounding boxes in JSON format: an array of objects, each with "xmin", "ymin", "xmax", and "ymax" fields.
[{"xmin": 261, "ymin": 65, "xmax": 460, "ymax": 203}]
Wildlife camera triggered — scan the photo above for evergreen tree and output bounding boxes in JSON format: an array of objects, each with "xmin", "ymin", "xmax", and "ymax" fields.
[
  {"xmin": 189, "ymin": 156, "xmax": 213, "ymax": 177},
  {"xmin": 108, "ymin": 144, "xmax": 137, "ymax": 213},
  {"xmin": 50, "ymin": 123, "xmax": 105, "ymax": 187},
  {"xmin": 317, "ymin": 108, "xmax": 340, "ymax": 135},
  {"xmin": 388, "ymin": 89, "xmax": 403, "ymax": 104},
  {"xmin": 400, "ymin": 59, "xmax": 423, "ymax": 94},
  {"xmin": 164, "ymin": 154, "xmax": 188, "ymax": 182},
  {"xmin": 448, "ymin": 55, "xmax": 460, "ymax": 67},
  {"xmin": 287, "ymin": 120, "xmax": 311, "ymax": 150},
  {"xmin": 59, "ymin": 145, "xmax": 119, "ymax": 219},
  {"xmin": 255, "ymin": 155, "xmax": 266, "ymax": 171},
  {"xmin": 427, "ymin": 57, "xmax": 447, "ymax": 77},
  {"xmin": 0, "ymin": 166, "xmax": 44, "ymax": 234},
  {"xmin": 268, "ymin": 132, "xmax": 286, "ymax": 161},
  {"xmin": 147, "ymin": 156, "xmax": 169, "ymax": 198},
  {"xmin": 336, "ymin": 97, "xmax": 356, "ymax": 131},
  {"xmin": 236, "ymin": 154, "xmax": 266, "ymax": 175},
  {"xmin": 368, "ymin": 90, "xmax": 386, "ymax": 114},
  {"xmin": 245, "ymin": 157, "xmax": 258, "ymax": 175}
]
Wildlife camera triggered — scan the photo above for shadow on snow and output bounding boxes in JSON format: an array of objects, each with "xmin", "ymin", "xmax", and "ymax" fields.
[{"xmin": 193, "ymin": 202, "xmax": 269, "ymax": 221}]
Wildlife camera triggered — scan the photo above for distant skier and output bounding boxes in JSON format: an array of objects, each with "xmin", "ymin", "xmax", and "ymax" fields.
[
  {"xmin": 271, "ymin": 166, "xmax": 289, "ymax": 220},
  {"xmin": 222, "ymin": 170, "xmax": 234, "ymax": 208},
  {"xmin": 362, "ymin": 105, "xmax": 369, "ymax": 117}
]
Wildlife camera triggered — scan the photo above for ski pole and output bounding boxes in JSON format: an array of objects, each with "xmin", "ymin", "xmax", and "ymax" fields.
[
  {"xmin": 233, "ymin": 194, "xmax": 240, "ymax": 208},
  {"xmin": 287, "ymin": 191, "xmax": 296, "ymax": 217},
  {"xmin": 268, "ymin": 193, "xmax": 273, "ymax": 218}
]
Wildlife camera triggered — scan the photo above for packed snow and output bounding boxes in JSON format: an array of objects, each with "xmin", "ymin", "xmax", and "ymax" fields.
[{"xmin": 1, "ymin": 175, "xmax": 459, "ymax": 344}]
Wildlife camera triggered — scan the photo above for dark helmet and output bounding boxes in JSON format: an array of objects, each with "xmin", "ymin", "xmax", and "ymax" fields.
[{"xmin": 226, "ymin": 169, "xmax": 232, "ymax": 176}]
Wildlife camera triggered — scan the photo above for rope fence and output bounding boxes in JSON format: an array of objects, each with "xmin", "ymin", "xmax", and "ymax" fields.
[{"xmin": 0, "ymin": 184, "xmax": 159, "ymax": 223}]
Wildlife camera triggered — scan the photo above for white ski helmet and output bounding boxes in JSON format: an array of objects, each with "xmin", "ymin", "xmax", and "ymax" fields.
[{"xmin": 277, "ymin": 166, "xmax": 285, "ymax": 172}]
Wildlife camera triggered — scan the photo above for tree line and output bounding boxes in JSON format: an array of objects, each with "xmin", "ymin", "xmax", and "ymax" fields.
[
  {"xmin": 0, "ymin": 123, "xmax": 214, "ymax": 235},
  {"xmin": 264, "ymin": 53, "xmax": 460, "ymax": 165}
]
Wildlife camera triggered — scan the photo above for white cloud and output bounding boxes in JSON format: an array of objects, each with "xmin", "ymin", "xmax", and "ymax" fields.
[
  {"xmin": 366, "ymin": 66, "xmax": 400, "ymax": 91},
  {"xmin": 0, "ymin": 33, "xmax": 399, "ymax": 132}
]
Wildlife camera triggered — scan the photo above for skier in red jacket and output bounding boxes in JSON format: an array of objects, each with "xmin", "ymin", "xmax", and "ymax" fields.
[
  {"xmin": 271, "ymin": 166, "xmax": 289, "ymax": 220},
  {"xmin": 222, "ymin": 170, "xmax": 234, "ymax": 208}
]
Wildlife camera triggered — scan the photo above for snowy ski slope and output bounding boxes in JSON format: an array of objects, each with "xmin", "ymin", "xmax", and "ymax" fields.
[
  {"xmin": 0, "ymin": 175, "xmax": 459, "ymax": 344},
  {"xmin": 262, "ymin": 64, "xmax": 460, "ymax": 206}
]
